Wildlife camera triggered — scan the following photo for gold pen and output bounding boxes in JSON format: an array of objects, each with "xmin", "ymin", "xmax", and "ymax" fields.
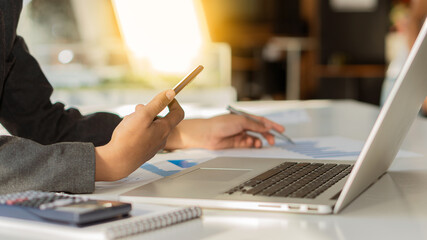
[
  {"xmin": 173, "ymin": 65, "xmax": 204, "ymax": 94},
  {"xmin": 227, "ymin": 105, "xmax": 295, "ymax": 145}
]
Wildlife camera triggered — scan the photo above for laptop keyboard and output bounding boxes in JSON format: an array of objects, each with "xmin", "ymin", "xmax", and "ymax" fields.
[{"xmin": 225, "ymin": 162, "xmax": 353, "ymax": 199}]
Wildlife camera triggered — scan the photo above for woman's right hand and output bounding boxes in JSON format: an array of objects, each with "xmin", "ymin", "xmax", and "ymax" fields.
[{"xmin": 94, "ymin": 89, "xmax": 184, "ymax": 181}]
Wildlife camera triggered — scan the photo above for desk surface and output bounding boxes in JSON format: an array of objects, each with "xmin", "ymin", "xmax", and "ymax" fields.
[
  {"xmin": 120, "ymin": 100, "xmax": 427, "ymax": 240},
  {"xmin": 4, "ymin": 100, "xmax": 427, "ymax": 240}
]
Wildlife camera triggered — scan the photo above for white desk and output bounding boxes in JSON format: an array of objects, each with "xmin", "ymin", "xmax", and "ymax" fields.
[
  {"xmin": 4, "ymin": 100, "xmax": 427, "ymax": 240},
  {"xmin": 138, "ymin": 99, "xmax": 427, "ymax": 240}
]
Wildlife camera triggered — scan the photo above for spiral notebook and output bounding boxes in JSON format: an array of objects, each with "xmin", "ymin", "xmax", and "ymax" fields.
[{"xmin": 0, "ymin": 203, "xmax": 202, "ymax": 240}]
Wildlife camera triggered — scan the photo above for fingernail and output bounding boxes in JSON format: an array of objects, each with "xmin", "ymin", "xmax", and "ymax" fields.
[
  {"xmin": 166, "ymin": 89, "xmax": 175, "ymax": 100},
  {"xmin": 135, "ymin": 104, "xmax": 144, "ymax": 111}
]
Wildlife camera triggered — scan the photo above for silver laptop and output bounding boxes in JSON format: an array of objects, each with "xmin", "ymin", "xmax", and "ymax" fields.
[{"xmin": 121, "ymin": 20, "xmax": 427, "ymax": 214}]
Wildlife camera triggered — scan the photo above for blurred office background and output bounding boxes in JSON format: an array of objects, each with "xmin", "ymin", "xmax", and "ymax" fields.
[{"xmin": 17, "ymin": 0, "xmax": 404, "ymax": 108}]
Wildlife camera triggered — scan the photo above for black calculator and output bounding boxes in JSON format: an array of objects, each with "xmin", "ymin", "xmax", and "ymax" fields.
[{"xmin": 0, "ymin": 191, "xmax": 131, "ymax": 226}]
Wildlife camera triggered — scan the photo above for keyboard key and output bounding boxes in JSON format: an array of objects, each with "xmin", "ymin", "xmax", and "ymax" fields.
[
  {"xmin": 251, "ymin": 162, "xmax": 296, "ymax": 182},
  {"xmin": 224, "ymin": 162, "xmax": 353, "ymax": 199}
]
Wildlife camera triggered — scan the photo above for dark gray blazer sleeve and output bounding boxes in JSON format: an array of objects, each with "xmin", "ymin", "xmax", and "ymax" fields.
[
  {"xmin": 0, "ymin": 1, "xmax": 122, "ymax": 194},
  {"xmin": 0, "ymin": 36, "xmax": 122, "ymax": 147},
  {"xmin": 0, "ymin": 136, "xmax": 95, "ymax": 195}
]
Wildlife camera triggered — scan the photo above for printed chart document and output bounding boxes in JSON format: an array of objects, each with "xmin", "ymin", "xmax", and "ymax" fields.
[{"xmin": 95, "ymin": 136, "xmax": 421, "ymax": 194}]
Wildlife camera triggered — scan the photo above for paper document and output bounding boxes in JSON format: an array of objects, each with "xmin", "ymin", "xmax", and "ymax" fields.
[
  {"xmin": 95, "ymin": 136, "xmax": 421, "ymax": 192},
  {"xmin": 213, "ymin": 136, "xmax": 419, "ymax": 160},
  {"xmin": 95, "ymin": 150, "xmax": 215, "ymax": 192},
  {"xmin": 263, "ymin": 109, "xmax": 310, "ymax": 125}
]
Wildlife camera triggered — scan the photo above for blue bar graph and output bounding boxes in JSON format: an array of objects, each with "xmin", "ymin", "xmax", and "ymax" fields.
[
  {"xmin": 168, "ymin": 159, "xmax": 197, "ymax": 168},
  {"xmin": 140, "ymin": 159, "xmax": 200, "ymax": 177},
  {"xmin": 280, "ymin": 141, "xmax": 360, "ymax": 158},
  {"xmin": 140, "ymin": 163, "xmax": 180, "ymax": 177}
]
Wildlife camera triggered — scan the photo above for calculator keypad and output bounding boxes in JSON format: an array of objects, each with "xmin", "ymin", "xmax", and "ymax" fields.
[{"xmin": 0, "ymin": 190, "xmax": 88, "ymax": 209}]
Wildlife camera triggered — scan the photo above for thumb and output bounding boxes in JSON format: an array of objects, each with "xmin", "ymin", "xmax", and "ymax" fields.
[{"xmin": 143, "ymin": 89, "xmax": 175, "ymax": 119}]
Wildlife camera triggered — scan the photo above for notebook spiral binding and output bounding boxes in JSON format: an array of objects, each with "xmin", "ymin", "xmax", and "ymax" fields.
[{"xmin": 105, "ymin": 206, "xmax": 202, "ymax": 239}]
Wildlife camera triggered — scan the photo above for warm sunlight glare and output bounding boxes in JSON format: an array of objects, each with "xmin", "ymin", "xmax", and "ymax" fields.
[{"xmin": 112, "ymin": 0, "xmax": 203, "ymax": 73}]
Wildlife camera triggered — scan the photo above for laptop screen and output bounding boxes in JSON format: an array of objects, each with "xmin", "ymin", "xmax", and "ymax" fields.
[{"xmin": 334, "ymin": 19, "xmax": 427, "ymax": 213}]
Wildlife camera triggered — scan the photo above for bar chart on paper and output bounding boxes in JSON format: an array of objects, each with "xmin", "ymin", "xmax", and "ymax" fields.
[
  {"xmin": 95, "ymin": 136, "xmax": 420, "ymax": 191},
  {"xmin": 95, "ymin": 158, "xmax": 210, "ymax": 190},
  {"xmin": 140, "ymin": 160, "xmax": 199, "ymax": 177},
  {"xmin": 278, "ymin": 136, "xmax": 419, "ymax": 159},
  {"xmin": 212, "ymin": 136, "xmax": 420, "ymax": 160},
  {"xmin": 278, "ymin": 140, "xmax": 361, "ymax": 159},
  {"xmin": 168, "ymin": 160, "xmax": 198, "ymax": 168},
  {"xmin": 103, "ymin": 150, "xmax": 217, "ymax": 187}
]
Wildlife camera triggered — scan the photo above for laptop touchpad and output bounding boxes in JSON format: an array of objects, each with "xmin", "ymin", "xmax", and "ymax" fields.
[{"xmin": 174, "ymin": 168, "xmax": 251, "ymax": 182}]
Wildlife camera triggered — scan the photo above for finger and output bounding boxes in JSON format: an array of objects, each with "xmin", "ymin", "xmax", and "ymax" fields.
[
  {"xmin": 235, "ymin": 115, "xmax": 270, "ymax": 133},
  {"xmin": 135, "ymin": 104, "xmax": 145, "ymax": 112},
  {"xmin": 250, "ymin": 115, "xmax": 285, "ymax": 133},
  {"xmin": 218, "ymin": 133, "xmax": 263, "ymax": 149},
  {"xmin": 237, "ymin": 135, "xmax": 263, "ymax": 148},
  {"xmin": 253, "ymin": 138, "xmax": 263, "ymax": 148},
  {"xmin": 229, "ymin": 133, "xmax": 251, "ymax": 149},
  {"xmin": 142, "ymin": 89, "xmax": 175, "ymax": 121},
  {"xmin": 161, "ymin": 99, "xmax": 185, "ymax": 128},
  {"xmin": 261, "ymin": 132, "xmax": 276, "ymax": 145}
]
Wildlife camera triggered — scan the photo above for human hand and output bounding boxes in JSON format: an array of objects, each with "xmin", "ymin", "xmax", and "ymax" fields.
[
  {"xmin": 95, "ymin": 90, "xmax": 184, "ymax": 181},
  {"xmin": 165, "ymin": 113, "xmax": 285, "ymax": 150}
]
